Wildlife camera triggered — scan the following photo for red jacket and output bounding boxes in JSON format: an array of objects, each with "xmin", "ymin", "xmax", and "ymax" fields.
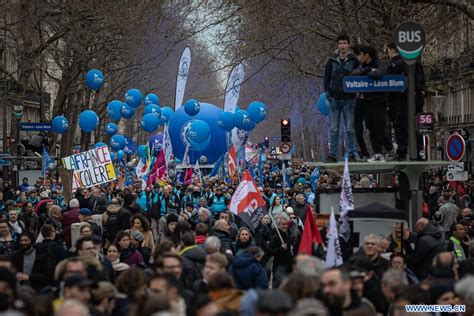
[{"xmin": 62, "ymin": 207, "xmax": 80, "ymax": 247}]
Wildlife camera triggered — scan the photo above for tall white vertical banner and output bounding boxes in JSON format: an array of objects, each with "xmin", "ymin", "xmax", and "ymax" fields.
[
  {"xmin": 339, "ymin": 157, "xmax": 354, "ymax": 242},
  {"xmin": 174, "ymin": 47, "xmax": 191, "ymax": 110},
  {"xmin": 325, "ymin": 208, "xmax": 344, "ymax": 268},
  {"xmin": 223, "ymin": 63, "xmax": 246, "ymax": 149}
]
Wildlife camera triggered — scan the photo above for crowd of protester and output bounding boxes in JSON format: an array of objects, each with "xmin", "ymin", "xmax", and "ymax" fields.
[{"xmin": 0, "ymin": 164, "xmax": 473, "ymax": 316}]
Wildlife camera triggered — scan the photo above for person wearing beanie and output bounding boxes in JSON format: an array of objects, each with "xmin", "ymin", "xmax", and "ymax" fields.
[{"xmin": 79, "ymin": 208, "xmax": 101, "ymax": 236}]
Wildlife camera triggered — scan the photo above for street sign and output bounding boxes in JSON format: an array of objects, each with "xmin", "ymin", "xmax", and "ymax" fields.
[
  {"xmin": 12, "ymin": 103, "xmax": 24, "ymax": 118},
  {"xmin": 417, "ymin": 113, "xmax": 434, "ymax": 133},
  {"xmin": 279, "ymin": 153, "xmax": 291, "ymax": 160},
  {"xmin": 280, "ymin": 142, "xmax": 291, "ymax": 154},
  {"xmin": 393, "ymin": 22, "xmax": 426, "ymax": 64},
  {"xmin": 445, "ymin": 133, "xmax": 465, "ymax": 162},
  {"xmin": 0, "ymin": 153, "xmax": 11, "ymax": 158},
  {"xmin": 271, "ymin": 137, "xmax": 281, "ymax": 141},
  {"xmin": 0, "ymin": 159, "xmax": 10, "ymax": 166},
  {"xmin": 20, "ymin": 123, "xmax": 52, "ymax": 131},
  {"xmin": 447, "ymin": 171, "xmax": 468, "ymax": 181},
  {"xmin": 447, "ymin": 162, "xmax": 464, "ymax": 172},
  {"xmin": 343, "ymin": 75, "xmax": 406, "ymax": 93}
]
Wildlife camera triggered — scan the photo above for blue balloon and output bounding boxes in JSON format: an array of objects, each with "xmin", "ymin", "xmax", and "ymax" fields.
[
  {"xmin": 190, "ymin": 138, "xmax": 210, "ymax": 151},
  {"xmin": 51, "ymin": 116, "xmax": 68, "ymax": 134},
  {"xmin": 105, "ymin": 122, "xmax": 118, "ymax": 136},
  {"xmin": 317, "ymin": 93, "xmax": 329, "ymax": 116},
  {"xmin": 85, "ymin": 69, "xmax": 104, "ymax": 90},
  {"xmin": 184, "ymin": 99, "xmax": 200, "ymax": 116},
  {"xmin": 117, "ymin": 150, "xmax": 124, "ymax": 160},
  {"xmin": 168, "ymin": 103, "xmax": 226, "ymax": 164},
  {"xmin": 144, "ymin": 93, "xmax": 159, "ymax": 106},
  {"xmin": 107, "ymin": 100, "xmax": 123, "ymax": 121},
  {"xmin": 143, "ymin": 104, "xmax": 161, "ymax": 116},
  {"xmin": 125, "ymin": 89, "xmax": 143, "ymax": 108},
  {"xmin": 78, "ymin": 110, "xmax": 99, "ymax": 132},
  {"xmin": 110, "ymin": 152, "xmax": 115, "ymax": 160},
  {"xmin": 137, "ymin": 144, "xmax": 147, "ymax": 158},
  {"xmin": 94, "ymin": 142, "xmax": 107, "ymax": 148},
  {"xmin": 233, "ymin": 110, "xmax": 255, "ymax": 131},
  {"xmin": 247, "ymin": 101, "xmax": 268, "ymax": 123},
  {"xmin": 121, "ymin": 104, "xmax": 135, "ymax": 119},
  {"xmin": 141, "ymin": 113, "xmax": 160, "ymax": 133},
  {"xmin": 188, "ymin": 120, "xmax": 211, "ymax": 144},
  {"xmin": 217, "ymin": 112, "xmax": 234, "ymax": 131},
  {"xmin": 110, "ymin": 134, "xmax": 126, "ymax": 151},
  {"xmin": 160, "ymin": 106, "xmax": 174, "ymax": 123}
]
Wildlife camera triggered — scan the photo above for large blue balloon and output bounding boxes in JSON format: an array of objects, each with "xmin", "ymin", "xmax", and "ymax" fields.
[
  {"xmin": 168, "ymin": 103, "xmax": 226, "ymax": 164},
  {"xmin": 51, "ymin": 116, "xmax": 68, "ymax": 134},
  {"xmin": 110, "ymin": 134, "xmax": 126, "ymax": 151},
  {"xmin": 144, "ymin": 93, "xmax": 159, "ymax": 106},
  {"xmin": 247, "ymin": 101, "xmax": 268, "ymax": 123},
  {"xmin": 78, "ymin": 110, "xmax": 99, "ymax": 132},
  {"xmin": 125, "ymin": 89, "xmax": 143, "ymax": 108},
  {"xmin": 117, "ymin": 150, "xmax": 124, "ymax": 160},
  {"xmin": 188, "ymin": 120, "xmax": 211, "ymax": 144},
  {"xmin": 94, "ymin": 142, "xmax": 107, "ymax": 148},
  {"xmin": 105, "ymin": 122, "xmax": 118, "ymax": 136},
  {"xmin": 107, "ymin": 100, "xmax": 123, "ymax": 121},
  {"xmin": 141, "ymin": 113, "xmax": 160, "ymax": 133},
  {"xmin": 190, "ymin": 138, "xmax": 210, "ymax": 151},
  {"xmin": 121, "ymin": 104, "xmax": 135, "ymax": 119},
  {"xmin": 317, "ymin": 92, "xmax": 329, "ymax": 116},
  {"xmin": 233, "ymin": 110, "xmax": 255, "ymax": 131},
  {"xmin": 137, "ymin": 144, "xmax": 147, "ymax": 158},
  {"xmin": 160, "ymin": 106, "xmax": 174, "ymax": 123},
  {"xmin": 184, "ymin": 99, "xmax": 200, "ymax": 116},
  {"xmin": 143, "ymin": 104, "xmax": 161, "ymax": 116},
  {"xmin": 217, "ymin": 112, "xmax": 234, "ymax": 131},
  {"xmin": 85, "ymin": 69, "xmax": 104, "ymax": 90}
]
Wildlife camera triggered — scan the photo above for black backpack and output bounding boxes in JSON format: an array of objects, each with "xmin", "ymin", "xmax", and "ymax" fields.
[
  {"xmin": 34, "ymin": 242, "xmax": 56, "ymax": 280},
  {"xmin": 103, "ymin": 212, "xmax": 121, "ymax": 242}
]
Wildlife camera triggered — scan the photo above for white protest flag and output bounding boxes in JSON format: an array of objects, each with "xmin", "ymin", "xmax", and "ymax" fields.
[
  {"xmin": 223, "ymin": 63, "xmax": 247, "ymax": 149},
  {"xmin": 194, "ymin": 159, "xmax": 202, "ymax": 183},
  {"xmin": 162, "ymin": 124, "xmax": 173, "ymax": 166},
  {"xmin": 174, "ymin": 47, "xmax": 191, "ymax": 110},
  {"xmin": 325, "ymin": 208, "xmax": 344, "ymax": 268},
  {"xmin": 182, "ymin": 143, "xmax": 190, "ymax": 167},
  {"xmin": 339, "ymin": 157, "xmax": 354, "ymax": 242},
  {"xmin": 281, "ymin": 162, "xmax": 288, "ymax": 188},
  {"xmin": 62, "ymin": 146, "xmax": 117, "ymax": 190}
]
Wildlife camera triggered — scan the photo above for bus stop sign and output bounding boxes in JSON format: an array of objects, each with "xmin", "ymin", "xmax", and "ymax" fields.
[{"xmin": 393, "ymin": 22, "xmax": 426, "ymax": 64}]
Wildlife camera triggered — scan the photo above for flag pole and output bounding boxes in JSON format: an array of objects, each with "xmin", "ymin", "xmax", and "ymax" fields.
[{"xmin": 267, "ymin": 209, "xmax": 285, "ymax": 245}]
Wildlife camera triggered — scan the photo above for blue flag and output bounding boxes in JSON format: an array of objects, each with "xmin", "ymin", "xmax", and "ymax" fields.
[
  {"xmin": 210, "ymin": 153, "xmax": 225, "ymax": 178},
  {"xmin": 41, "ymin": 147, "xmax": 54, "ymax": 177},
  {"xmin": 310, "ymin": 167, "xmax": 320, "ymax": 190},
  {"xmin": 258, "ymin": 152, "xmax": 263, "ymax": 185}
]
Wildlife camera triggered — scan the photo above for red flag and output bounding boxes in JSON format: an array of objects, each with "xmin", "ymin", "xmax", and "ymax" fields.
[
  {"xmin": 184, "ymin": 166, "xmax": 193, "ymax": 185},
  {"xmin": 229, "ymin": 171, "xmax": 265, "ymax": 231},
  {"xmin": 298, "ymin": 205, "xmax": 323, "ymax": 255},
  {"xmin": 227, "ymin": 144, "xmax": 238, "ymax": 178}
]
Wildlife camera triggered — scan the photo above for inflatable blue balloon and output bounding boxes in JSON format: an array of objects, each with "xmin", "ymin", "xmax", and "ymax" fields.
[
  {"xmin": 94, "ymin": 142, "xmax": 107, "ymax": 149},
  {"xmin": 190, "ymin": 138, "xmax": 210, "ymax": 151},
  {"xmin": 137, "ymin": 144, "xmax": 147, "ymax": 158},
  {"xmin": 160, "ymin": 106, "xmax": 174, "ymax": 123},
  {"xmin": 78, "ymin": 110, "xmax": 99, "ymax": 132},
  {"xmin": 317, "ymin": 93, "xmax": 330, "ymax": 116},
  {"xmin": 110, "ymin": 134, "xmax": 126, "ymax": 151},
  {"xmin": 188, "ymin": 120, "xmax": 211, "ymax": 144},
  {"xmin": 144, "ymin": 93, "xmax": 159, "ymax": 106},
  {"xmin": 121, "ymin": 104, "xmax": 135, "ymax": 119},
  {"xmin": 117, "ymin": 150, "xmax": 124, "ymax": 160},
  {"xmin": 184, "ymin": 99, "xmax": 200, "ymax": 116},
  {"xmin": 125, "ymin": 89, "xmax": 143, "ymax": 108},
  {"xmin": 110, "ymin": 152, "xmax": 115, "ymax": 160},
  {"xmin": 247, "ymin": 101, "xmax": 268, "ymax": 123},
  {"xmin": 217, "ymin": 112, "xmax": 234, "ymax": 131},
  {"xmin": 105, "ymin": 122, "xmax": 118, "ymax": 136},
  {"xmin": 233, "ymin": 110, "xmax": 255, "ymax": 131},
  {"xmin": 51, "ymin": 116, "xmax": 68, "ymax": 134},
  {"xmin": 85, "ymin": 69, "xmax": 104, "ymax": 90},
  {"xmin": 107, "ymin": 100, "xmax": 123, "ymax": 121},
  {"xmin": 143, "ymin": 104, "xmax": 161, "ymax": 116},
  {"xmin": 141, "ymin": 113, "xmax": 160, "ymax": 133},
  {"xmin": 168, "ymin": 103, "xmax": 226, "ymax": 164}
]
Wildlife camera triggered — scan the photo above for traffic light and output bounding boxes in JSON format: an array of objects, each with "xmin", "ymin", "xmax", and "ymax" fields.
[{"xmin": 281, "ymin": 119, "xmax": 291, "ymax": 142}]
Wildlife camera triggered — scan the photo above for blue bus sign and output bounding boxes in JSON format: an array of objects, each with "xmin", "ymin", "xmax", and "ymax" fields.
[
  {"xmin": 343, "ymin": 75, "xmax": 406, "ymax": 93},
  {"xmin": 20, "ymin": 123, "xmax": 52, "ymax": 131}
]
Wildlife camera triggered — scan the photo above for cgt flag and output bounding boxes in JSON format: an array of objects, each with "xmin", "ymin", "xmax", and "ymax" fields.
[
  {"xmin": 227, "ymin": 144, "xmax": 238, "ymax": 179},
  {"xmin": 229, "ymin": 170, "xmax": 265, "ymax": 232}
]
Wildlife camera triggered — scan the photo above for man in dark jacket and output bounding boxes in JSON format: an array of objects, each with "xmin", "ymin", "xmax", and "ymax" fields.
[
  {"xmin": 412, "ymin": 218, "xmax": 446, "ymax": 279},
  {"xmin": 87, "ymin": 188, "xmax": 108, "ymax": 214},
  {"xmin": 323, "ymin": 34, "xmax": 359, "ymax": 162},
  {"xmin": 62, "ymin": 198, "xmax": 81, "ymax": 248},
  {"xmin": 211, "ymin": 219, "xmax": 234, "ymax": 256},
  {"xmin": 180, "ymin": 231, "xmax": 207, "ymax": 290},
  {"xmin": 74, "ymin": 187, "xmax": 89, "ymax": 209},
  {"xmin": 353, "ymin": 45, "xmax": 396, "ymax": 162},
  {"xmin": 229, "ymin": 246, "xmax": 268, "ymax": 290}
]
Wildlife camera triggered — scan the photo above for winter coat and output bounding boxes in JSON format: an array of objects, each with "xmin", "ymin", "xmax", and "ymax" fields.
[
  {"xmin": 352, "ymin": 57, "xmax": 387, "ymax": 104},
  {"xmin": 74, "ymin": 192, "xmax": 88, "ymax": 209},
  {"xmin": 412, "ymin": 222, "xmax": 446, "ymax": 279},
  {"xmin": 211, "ymin": 229, "xmax": 234, "ymax": 255},
  {"xmin": 324, "ymin": 53, "xmax": 359, "ymax": 100},
  {"xmin": 267, "ymin": 229, "xmax": 297, "ymax": 274},
  {"xmin": 229, "ymin": 252, "xmax": 268, "ymax": 290},
  {"xmin": 62, "ymin": 207, "xmax": 80, "ymax": 247},
  {"xmin": 180, "ymin": 245, "xmax": 207, "ymax": 290}
]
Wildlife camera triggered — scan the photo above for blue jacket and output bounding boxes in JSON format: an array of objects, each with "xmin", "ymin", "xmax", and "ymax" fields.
[
  {"xmin": 229, "ymin": 252, "xmax": 268, "ymax": 290},
  {"xmin": 324, "ymin": 52, "xmax": 359, "ymax": 100}
]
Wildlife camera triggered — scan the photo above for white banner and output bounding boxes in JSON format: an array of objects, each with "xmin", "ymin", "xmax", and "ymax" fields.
[
  {"xmin": 339, "ymin": 157, "xmax": 354, "ymax": 242},
  {"xmin": 325, "ymin": 209, "xmax": 343, "ymax": 268},
  {"xmin": 62, "ymin": 146, "xmax": 116, "ymax": 189},
  {"xmin": 174, "ymin": 46, "xmax": 191, "ymax": 110},
  {"xmin": 162, "ymin": 124, "xmax": 173, "ymax": 166},
  {"xmin": 223, "ymin": 63, "xmax": 247, "ymax": 149}
]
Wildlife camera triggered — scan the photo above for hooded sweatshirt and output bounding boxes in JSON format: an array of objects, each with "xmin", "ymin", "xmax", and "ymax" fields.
[{"xmin": 413, "ymin": 222, "xmax": 446, "ymax": 279}]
